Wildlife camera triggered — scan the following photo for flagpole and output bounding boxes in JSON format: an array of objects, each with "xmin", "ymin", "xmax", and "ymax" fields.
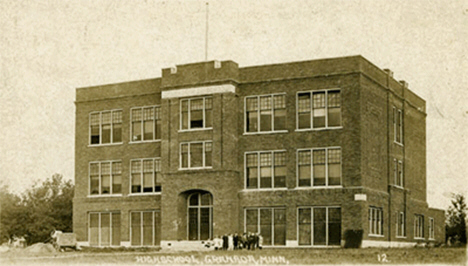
[{"xmin": 205, "ymin": 2, "xmax": 209, "ymax": 61}]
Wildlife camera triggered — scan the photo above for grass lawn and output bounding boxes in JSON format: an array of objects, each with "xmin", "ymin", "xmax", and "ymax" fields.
[{"xmin": 0, "ymin": 247, "xmax": 466, "ymax": 265}]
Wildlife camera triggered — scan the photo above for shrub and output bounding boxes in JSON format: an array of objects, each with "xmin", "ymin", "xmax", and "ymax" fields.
[{"xmin": 344, "ymin": 229, "xmax": 363, "ymax": 248}]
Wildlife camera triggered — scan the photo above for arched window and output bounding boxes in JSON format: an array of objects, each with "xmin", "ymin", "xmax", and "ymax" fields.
[{"xmin": 187, "ymin": 192, "xmax": 213, "ymax": 240}]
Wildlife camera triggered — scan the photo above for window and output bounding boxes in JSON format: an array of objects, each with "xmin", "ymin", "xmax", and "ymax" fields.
[
  {"xmin": 245, "ymin": 151, "xmax": 287, "ymax": 189},
  {"xmin": 397, "ymin": 212, "xmax": 405, "ymax": 237},
  {"xmin": 429, "ymin": 217, "xmax": 434, "ymax": 239},
  {"xmin": 245, "ymin": 94, "xmax": 286, "ymax": 133},
  {"xmin": 181, "ymin": 97, "xmax": 212, "ymax": 130},
  {"xmin": 414, "ymin": 214, "xmax": 424, "ymax": 239},
  {"xmin": 130, "ymin": 211, "xmax": 161, "ymax": 246},
  {"xmin": 245, "ymin": 208, "xmax": 286, "ymax": 246},
  {"xmin": 369, "ymin": 207, "xmax": 383, "ymax": 236},
  {"xmin": 131, "ymin": 158, "xmax": 161, "ymax": 194},
  {"xmin": 297, "ymin": 90, "xmax": 341, "ymax": 130},
  {"xmin": 393, "ymin": 107, "xmax": 403, "ymax": 144},
  {"xmin": 298, "ymin": 207, "xmax": 341, "ymax": 246},
  {"xmin": 188, "ymin": 192, "xmax": 213, "ymax": 240},
  {"xmin": 180, "ymin": 141, "xmax": 212, "ymax": 169},
  {"xmin": 89, "ymin": 212, "xmax": 120, "ymax": 246},
  {"xmin": 89, "ymin": 110, "xmax": 122, "ymax": 145},
  {"xmin": 89, "ymin": 161, "xmax": 122, "ymax": 195},
  {"xmin": 297, "ymin": 148, "xmax": 341, "ymax": 187},
  {"xmin": 394, "ymin": 159, "xmax": 404, "ymax": 187},
  {"xmin": 131, "ymin": 106, "xmax": 161, "ymax": 142}
]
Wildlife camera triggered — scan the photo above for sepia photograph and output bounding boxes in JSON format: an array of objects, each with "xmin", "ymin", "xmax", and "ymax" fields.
[{"xmin": 0, "ymin": 0, "xmax": 466, "ymax": 265}]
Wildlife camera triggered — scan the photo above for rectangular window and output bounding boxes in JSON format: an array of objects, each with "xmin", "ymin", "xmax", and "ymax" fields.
[
  {"xmin": 245, "ymin": 151, "xmax": 287, "ymax": 189},
  {"xmin": 394, "ymin": 107, "xmax": 403, "ymax": 144},
  {"xmin": 89, "ymin": 110, "xmax": 122, "ymax": 145},
  {"xmin": 297, "ymin": 147, "xmax": 341, "ymax": 187},
  {"xmin": 245, "ymin": 94, "xmax": 286, "ymax": 133},
  {"xmin": 394, "ymin": 159, "xmax": 404, "ymax": 187},
  {"xmin": 131, "ymin": 158, "xmax": 161, "ymax": 194},
  {"xmin": 369, "ymin": 207, "xmax": 383, "ymax": 236},
  {"xmin": 180, "ymin": 97, "xmax": 212, "ymax": 130},
  {"xmin": 89, "ymin": 212, "xmax": 120, "ymax": 246},
  {"xmin": 244, "ymin": 208, "xmax": 286, "ymax": 246},
  {"xmin": 89, "ymin": 161, "xmax": 122, "ymax": 195},
  {"xmin": 131, "ymin": 106, "xmax": 161, "ymax": 142},
  {"xmin": 429, "ymin": 217, "xmax": 434, "ymax": 239},
  {"xmin": 180, "ymin": 141, "xmax": 212, "ymax": 169},
  {"xmin": 130, "ymin": 211, "xmax": 161, "ymax": 246},
  {"xmin": 297, "ymin": 90, "xmax": 341, "ymax": 130},
  {"xmin": 298, "ymin": 207, "xmax": 341, "ymax": 246},
  {"xmin": 397, "ymin": 212, "xmax": 405, "ymax": 237},
  {"xmin": 414, "ymin": 214, "xmax": 424, "ymax": 239},
  {"xmin": 397, "ymin": 160, "xmax": 403, "ymax": 187}
]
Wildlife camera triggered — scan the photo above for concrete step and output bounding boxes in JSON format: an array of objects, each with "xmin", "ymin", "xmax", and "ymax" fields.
[{"xmin": 160, "ymin": 240, "xmax": 214, "ymax": 252}]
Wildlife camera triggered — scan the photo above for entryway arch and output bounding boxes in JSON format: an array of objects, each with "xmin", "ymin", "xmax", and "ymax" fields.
[{"xmin": 186, "ymin": 190, "xmax": 213, "ymax": 240}]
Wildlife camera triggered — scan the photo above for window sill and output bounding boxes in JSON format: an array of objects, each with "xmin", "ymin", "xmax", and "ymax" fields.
[
  {"xmin": 178, "ymin": 167, "xmax": 213, "ymax": 171},
  {"xmin": 128, "ymin": 193, "xmax": 162, "ymax": 196},
  {"xmin": 391, "ymin": 185, "xmax": 405, "ymax": 190},
  {"xmin": 293, "ymin": 186, "xmax": 343, "ymax": 190},
  {"xmin": 243, "ymin": 130, "xmax": 288, "ymax": 135},
  {"xmin": 129, "ymin": 140, "xmax": 161, "ymax": 144},
  {"xmin": 241, "ymin": 188, "xmax": 288, "ymax": 192},
  {"xmin": 178, "ymin": 128, "xmax": 213, "ymax": 133},
  {"xmin": 368, "ymin": 234, "xmax": 385, "ymax": 238},
  {"xmin": 295, "ymin": 126, "xmax": 343, "ymax": 132},
  {"xmin": 393, "ymin": 141, "xmax": 404, "ymax": 147},
  {"xmin": 414, "ymin": 237, "xmax": 425, "ymax": 240},
  {"xmin": 428, "ymin": 238, "xmax": 435, "ymax": 241},
  {"xmin": 87, "ymin": 194, "xmax": 123, "ymax": 198},
  {"xmin": 396, "ymin": 236, "xmax": 407, "ymax": 239},
  {"xmin": 88, "ymin": 143, "xmax": 123, "ymax": 147}
]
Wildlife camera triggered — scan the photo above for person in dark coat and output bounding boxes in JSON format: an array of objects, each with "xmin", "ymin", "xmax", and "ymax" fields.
[
  {"xmin": 233, "ymin": 233, "xmax": 239, "ymax": 250},
  {"xmin": 222, "ymin": 234, "xmax": 228, "ymax": 250},
  {"xmin": 248, "ymin": 232, "xmax": 255, "ymax": 250}
]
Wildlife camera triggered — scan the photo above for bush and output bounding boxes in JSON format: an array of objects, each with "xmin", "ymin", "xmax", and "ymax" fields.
[{"xmin": 344, "ymin": 229, "xmax": 363, "ymax": 248}]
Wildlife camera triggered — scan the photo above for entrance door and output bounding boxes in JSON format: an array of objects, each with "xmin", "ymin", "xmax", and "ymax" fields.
[{"xmin": 187, "ymin": 192, "xmax": 212, "ymax": 240}]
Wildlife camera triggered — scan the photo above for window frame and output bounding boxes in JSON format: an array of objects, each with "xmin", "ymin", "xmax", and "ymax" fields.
[
  {"xmin": 88, "ymin": 160, "xmax": 122, "ymax": 197},
  {"xmin": 88, "ymin": 211, "xmax": 120, "ymax": 247},
  {"xmin": 296, "ymin": 147, "xmax": 342, "ymax": 188},
  {"xmin": 396, "ymin": 211, "xmax": 406, "ymax": 238},
  {"xmin": 243, "ymin": 207, "xmax": 286, "ymax": 246},
  {"xmin": 428, "ymin": 217, "xmax": 434, "ymax": 240},
  {"xmin": 394, "ymin": 159, "xmax": 404, "ymax": 188},
  {"xmin": 243, "ymin": 150, "xmax": 288, "ymax": 190},
  {"xmin": 179, "ymin": 141, "xmax": 213, "ymax": 170},
  {"xmin": 414, "ymin": 214, "xmax": 425, "ymax": 239},
  {"xmin": 296, "ymin": 206, "xmax": 341, "ymax": 246},
  {"xmin": 368, "ymin": 207, "xmax": 384, "ymax": 236},
  {"xmin": 393, "ymin": 107, "xmax": 404, "ymax": 145},
  {"xmin": 130, "ymin": 105, "xmax": 162, "ymax": 143},
  {"xmin": 179, "ymin": 96, "xmax": 213, "ymax": 131},
  {"xmin": 129, "ymin": 158, "xmax": 162, "ymax": 195},
  {"xmin": 130, "ymin": 210, "xmax": 161, "ymax": 246},
  {"xmin": 244, "ymin": 93, "xmax": 288, "ymax": 134},
  {"xmin": 295, "ymin": 89, "xmax": 342, "ymax": 131},
  {"xmin": 89, "ymin": 109, "xmax": 123, "ymax": 146}
]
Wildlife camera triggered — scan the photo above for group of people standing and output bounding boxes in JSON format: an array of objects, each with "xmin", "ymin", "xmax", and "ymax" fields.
[{"xmin": 209, "ymin": 232, "xmax": 263, "ymax": 251}]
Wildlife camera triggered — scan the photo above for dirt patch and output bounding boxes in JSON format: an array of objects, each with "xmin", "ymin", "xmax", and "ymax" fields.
[
  {"xmin": 25, "ymin": 243, "xmax": 56, "ymax": 253},
  {"xmin": 0, "ymin": 246, "xmax": 9, "ymax": 253}
]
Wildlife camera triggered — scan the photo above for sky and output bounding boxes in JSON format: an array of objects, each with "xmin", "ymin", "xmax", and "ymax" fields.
[{"xmin": 0, "ymin": 0, "xmax": 466, "ymax": 210}]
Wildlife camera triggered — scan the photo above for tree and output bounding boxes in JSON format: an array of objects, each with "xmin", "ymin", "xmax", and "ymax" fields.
[
  {"xmin": 0, "ymin": 185, "xmax": 29, "ymax": 243},
  {"xmin": 0, "ymin": 174, "xmax": 74, "ymax": 245},
  {"xmin": 446, "ymin": 193, "xmax": 467, "ymax": 245}
]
